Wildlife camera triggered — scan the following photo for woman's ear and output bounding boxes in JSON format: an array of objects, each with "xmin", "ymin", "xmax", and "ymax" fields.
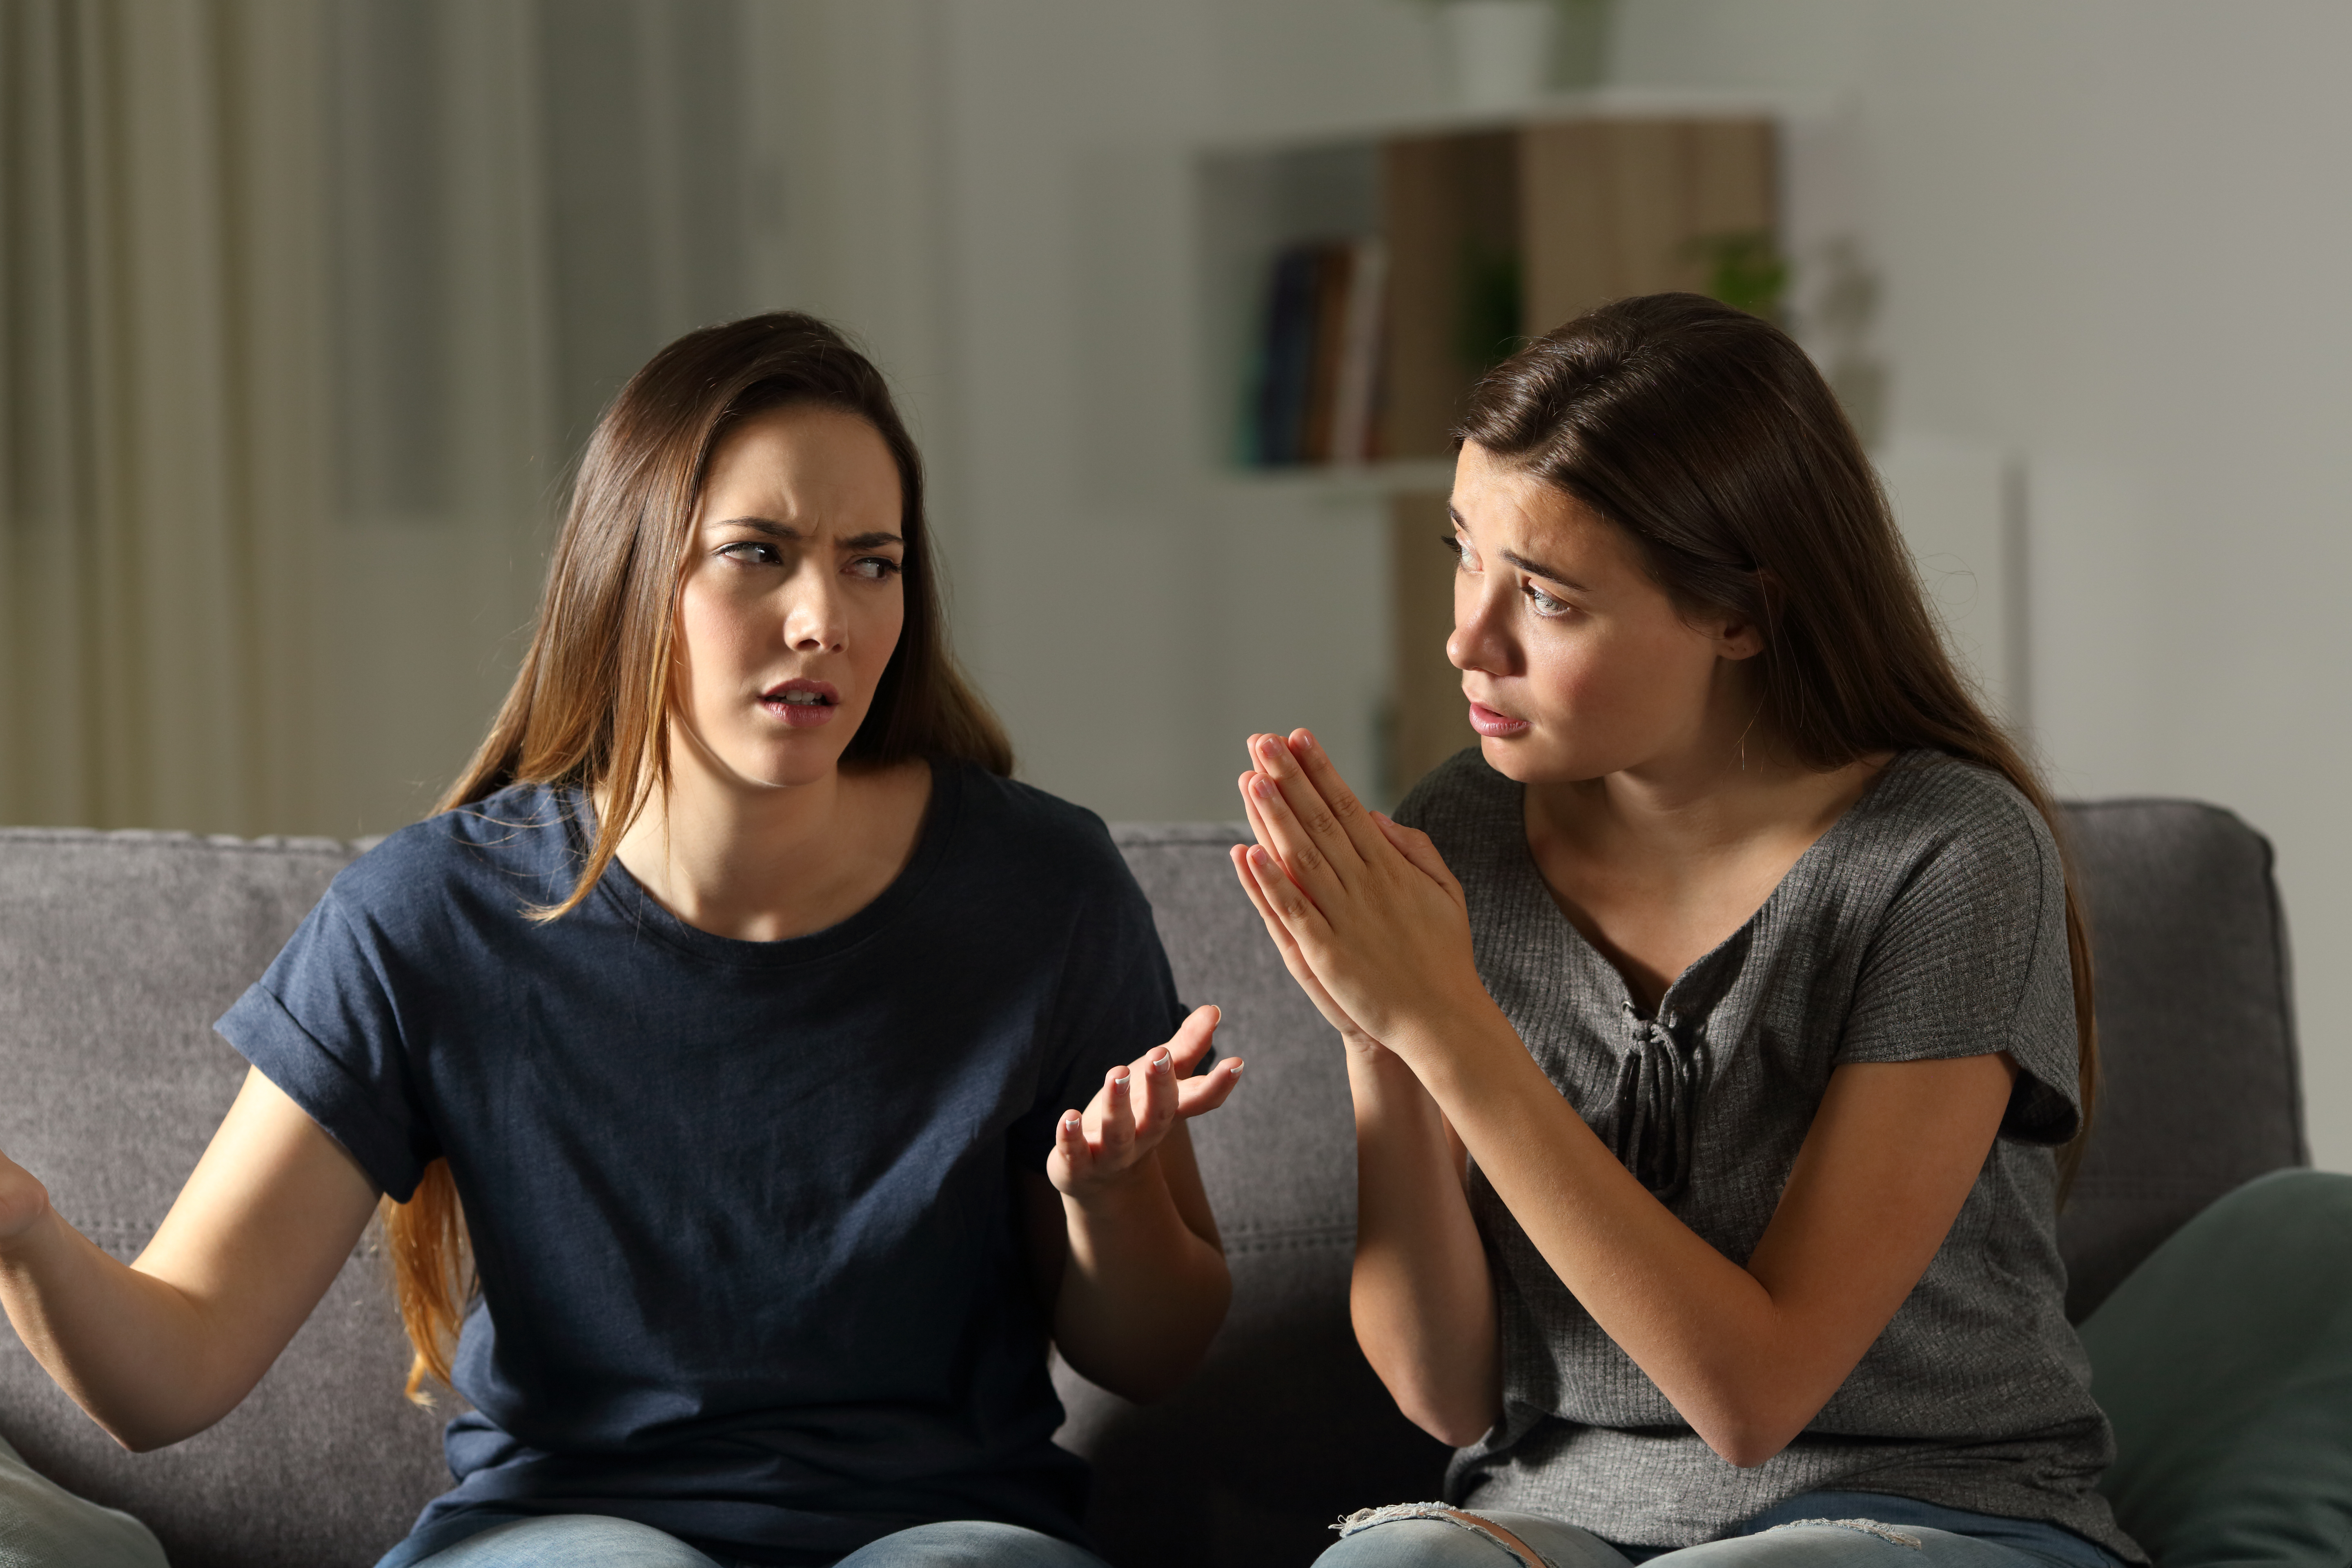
[
  {"xmin": 1713, "ymin": 571, "xmax": 1778, "ymax": 662},
  {"xmin": 1714, "ymin": 617, "xmax": 1766, "ymax": 662}
]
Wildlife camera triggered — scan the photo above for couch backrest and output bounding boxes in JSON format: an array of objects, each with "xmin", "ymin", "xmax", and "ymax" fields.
[
  {"xmin": 0, "ymin": 802, "xmax": 2305, "ymax": 1568},
  {"xmin": 2052, "ymin": 801, "xmax": 2305, "ymax": 1319}
]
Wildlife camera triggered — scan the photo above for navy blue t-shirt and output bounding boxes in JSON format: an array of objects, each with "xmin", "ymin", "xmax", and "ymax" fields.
[{"xmin": 216, "ymin": 761, "xmax": 1185, "ymax": 1564}]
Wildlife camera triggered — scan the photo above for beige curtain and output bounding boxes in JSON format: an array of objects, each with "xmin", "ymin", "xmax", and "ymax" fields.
[
  {"xmin": 315, "ymin": 0, "xmax": 556, "ymax": 839},
  {"xmin": 2, "ymin": 0, "xmax": 786, "ymax": 837},
  {"xmin": 1, "ymin": 0, "xmax": 330, "ymax": 836}
]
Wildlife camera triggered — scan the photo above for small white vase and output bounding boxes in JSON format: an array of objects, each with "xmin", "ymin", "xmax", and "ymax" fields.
[{"xmin": 1443, "ymin": 0, "xmax": 1557, "ymax": 111}]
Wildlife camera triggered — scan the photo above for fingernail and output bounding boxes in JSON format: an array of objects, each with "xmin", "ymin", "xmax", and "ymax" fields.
[
  {"xmin": 1257, "ymin": 736, "xmax": 1281, "ymax": 762},
  {"xmin": 1150, "ymin": 1054, "xmax": 1172, "ymax": 1074},
  {"xmin": 1228, "ymin": 1060, "xmax": 1245, "ymax": 1074},
  {"xmin": 1250, "ymin": 775, "xmax": 1273, "ymax": 799},
  {"xmin": 1063, "ymin": 1112, "xmax": 1081, "ymax": 1131},
  {"xmin": 1112, "ymin": 1069, "xmax": 1130, "ymax": 1085}
]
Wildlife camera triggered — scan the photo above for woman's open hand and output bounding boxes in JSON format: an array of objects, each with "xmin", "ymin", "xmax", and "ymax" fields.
[
  {"xmin": 1048, "ymin": 1004, "xmax": 1243, "ymax": 1200},
  {"xmin": 1230, "ymin": 731, "xmax": 1490, "ymax": 1063}
]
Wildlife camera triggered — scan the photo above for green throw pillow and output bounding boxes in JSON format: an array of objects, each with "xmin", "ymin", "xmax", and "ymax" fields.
[{"xmin": 2080, "ymin": 1167, "xmax": 2352, "ymax": 1568}]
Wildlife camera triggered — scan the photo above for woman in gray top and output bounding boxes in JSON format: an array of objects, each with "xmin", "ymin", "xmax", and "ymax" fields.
[{"xmin": 1228, "ymin": 295, "xmax": 2139, "ymax": 1568}]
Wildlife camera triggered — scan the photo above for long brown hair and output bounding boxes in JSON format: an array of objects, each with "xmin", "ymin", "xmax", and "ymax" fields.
[
  {"xmin": 383, "ymin": 312, "xmax": 1012, "ymax": 1401},
  {"xmin": 1456, "ymin": 293, "xmax": 2098, "ymax": 1185}
]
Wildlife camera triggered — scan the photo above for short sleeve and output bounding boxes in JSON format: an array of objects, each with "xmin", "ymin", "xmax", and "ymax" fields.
[
  {"xmin": 215, "ymin": 886, "xmax": 438, "ymax": 1199},
  {"xmin": 1008, "ymin": 865, "xmax": 1191, "ymax": 1171},
  {"xmin": 1834, "ymin": 795, "xmax": 2082, "ymax": 1144}
]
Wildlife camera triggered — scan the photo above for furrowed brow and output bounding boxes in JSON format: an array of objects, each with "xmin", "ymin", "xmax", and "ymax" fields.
[
  {"xmin": 711, "ymin": 516, "xmax": 800, "ymax": 539},
  {"xmin": 707, "ymin": 519, "xmax": 904, "ymax": 552}
]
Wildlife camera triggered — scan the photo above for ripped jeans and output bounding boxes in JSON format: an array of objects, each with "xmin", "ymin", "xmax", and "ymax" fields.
[{"xmin": 1313, "ymin": 1492, "xmax": 2124, "ymax": 1568}]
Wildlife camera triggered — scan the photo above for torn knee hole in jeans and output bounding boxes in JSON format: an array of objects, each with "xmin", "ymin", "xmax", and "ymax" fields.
[
  {"xmin": 1335, "ymin": 1503, "xmax": 1546, "ymax": 1568},
  {"xmin": 1766, "ymin": 1518, "xmax": 1924, "ymax": 1550}
]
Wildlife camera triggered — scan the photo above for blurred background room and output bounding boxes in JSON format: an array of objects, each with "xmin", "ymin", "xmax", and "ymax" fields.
[{"xmin": 2, "ymin": 0, "xmax": 2345, "ymax": 1165}]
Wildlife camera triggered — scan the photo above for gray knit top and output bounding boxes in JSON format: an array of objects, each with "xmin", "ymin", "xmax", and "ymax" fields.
[{"xmin": 1396, "ymin": 748, "xmax": 2139, "ymax": 1561}]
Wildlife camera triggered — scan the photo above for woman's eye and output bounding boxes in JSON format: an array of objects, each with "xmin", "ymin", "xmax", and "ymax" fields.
[
  {"xmin": 1523, "ymin": 581, "xmax": 1572, "ymax": 618},
  {"xmin": 848, "ymin": 556, "xmax": 903, "ymax": 581},
  {"xmin": 1441, "ymin": 535, "xmax": 1473, "ymax": 569},
  {"xmin": 718, "ymin": 541, "xmax": 780, "ymax": 566}
]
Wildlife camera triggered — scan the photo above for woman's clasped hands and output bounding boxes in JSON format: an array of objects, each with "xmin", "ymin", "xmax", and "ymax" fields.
[{"xmin": 1230, "ymin": 730, "xmax": 1493, "ymax": 1069}]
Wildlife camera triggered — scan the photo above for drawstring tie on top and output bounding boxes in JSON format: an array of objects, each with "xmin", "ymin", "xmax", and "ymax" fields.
[{"xmin": 1608, "ymin": 1003, "xmax": 1707, "ymax": 1203}]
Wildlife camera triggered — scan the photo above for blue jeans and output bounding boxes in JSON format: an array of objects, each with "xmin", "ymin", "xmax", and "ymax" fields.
[
  {"xmin": 374, "ymin": 1512, "xmax": 1111, "ymax": 1568},
  {"xmin": 1312, "ymin": 1492, "xmax": 2123, "ymax": 1568}
]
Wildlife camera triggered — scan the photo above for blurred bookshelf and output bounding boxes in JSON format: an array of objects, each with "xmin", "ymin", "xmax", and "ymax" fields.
[{"xmin": 1197, "ymin": 100, "xmax": 1782, "ymax": 795}]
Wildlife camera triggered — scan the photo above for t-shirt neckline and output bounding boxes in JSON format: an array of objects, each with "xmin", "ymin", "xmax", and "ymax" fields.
[
  {"xmin": 1504, "ymin": 749, "xmax": 1926, "ymax": 1023},
  {"xmin": 588, "ymin": 758, "xmax": 965, "ymax": 969}
]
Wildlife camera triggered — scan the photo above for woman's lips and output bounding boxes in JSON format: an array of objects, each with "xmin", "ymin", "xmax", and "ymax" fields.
[
  {"xmin": 1468, "ymin": 701, "xmax": 1530, "ymax": 738},
  {"xmin": 761, "ymin": 679, "xmax": 840, "ymax": 729}
]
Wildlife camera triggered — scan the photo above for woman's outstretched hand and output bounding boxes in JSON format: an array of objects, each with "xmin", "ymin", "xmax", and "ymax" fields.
[
  {"xmin": 1229, "ymin": 730, "xmax": 1490, "ymax": 1063},
  {"xmin": 1048, "ymin": 1004, "xmax": 1242, "ymax": 1199}
]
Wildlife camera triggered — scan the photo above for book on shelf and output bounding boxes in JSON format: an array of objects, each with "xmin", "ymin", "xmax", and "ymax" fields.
[{"xmin": 1245, "ymin": 236, "xmax": 1387, "ymax": 468}]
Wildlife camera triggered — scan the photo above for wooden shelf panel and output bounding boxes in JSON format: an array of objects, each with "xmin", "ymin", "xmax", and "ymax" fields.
[
  {"xmin": 1371, "ymin": 114, "xmax": 1777, "ymax": 461},
  {"xmin": 1521, "ymin": 117, "xmax": 1775, "ymax": 329},
  {"xmin": 1380, "ymin": 131, "xmax": 1518, "ymax": 460}
]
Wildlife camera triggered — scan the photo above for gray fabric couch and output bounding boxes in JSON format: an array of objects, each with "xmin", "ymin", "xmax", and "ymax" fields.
[{"xmin": 0, "ymin": 799, "xmax": 2303, "ymax": 1568}]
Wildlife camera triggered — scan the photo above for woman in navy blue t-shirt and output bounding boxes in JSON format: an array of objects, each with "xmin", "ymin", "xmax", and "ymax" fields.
[{"xmin": 0, "ymin": 315, "xmax": 1243, "ymax": 1568}]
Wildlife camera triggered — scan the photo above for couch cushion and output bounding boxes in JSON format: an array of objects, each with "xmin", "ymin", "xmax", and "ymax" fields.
[
  {"xmin": 2056, "ymin": 801, "xmax": 2305, "ymax": 1320},
  {"xmin": 0, "ymin": 829, "xmax": 447, "ymax": 1568}
]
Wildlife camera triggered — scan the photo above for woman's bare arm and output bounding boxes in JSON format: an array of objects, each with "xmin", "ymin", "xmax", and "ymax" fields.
[
  {"xmin": 1035, "ymin": 1120, "xmax": 1230, "ymax": 1403},
  {"xmin": 1345, "ymin": 1043, "xmax": 1499, "ymax": 1445},
  {"xmin": 0, "ymin": 1067, "xmax": 380, "ymax": 1450}
]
